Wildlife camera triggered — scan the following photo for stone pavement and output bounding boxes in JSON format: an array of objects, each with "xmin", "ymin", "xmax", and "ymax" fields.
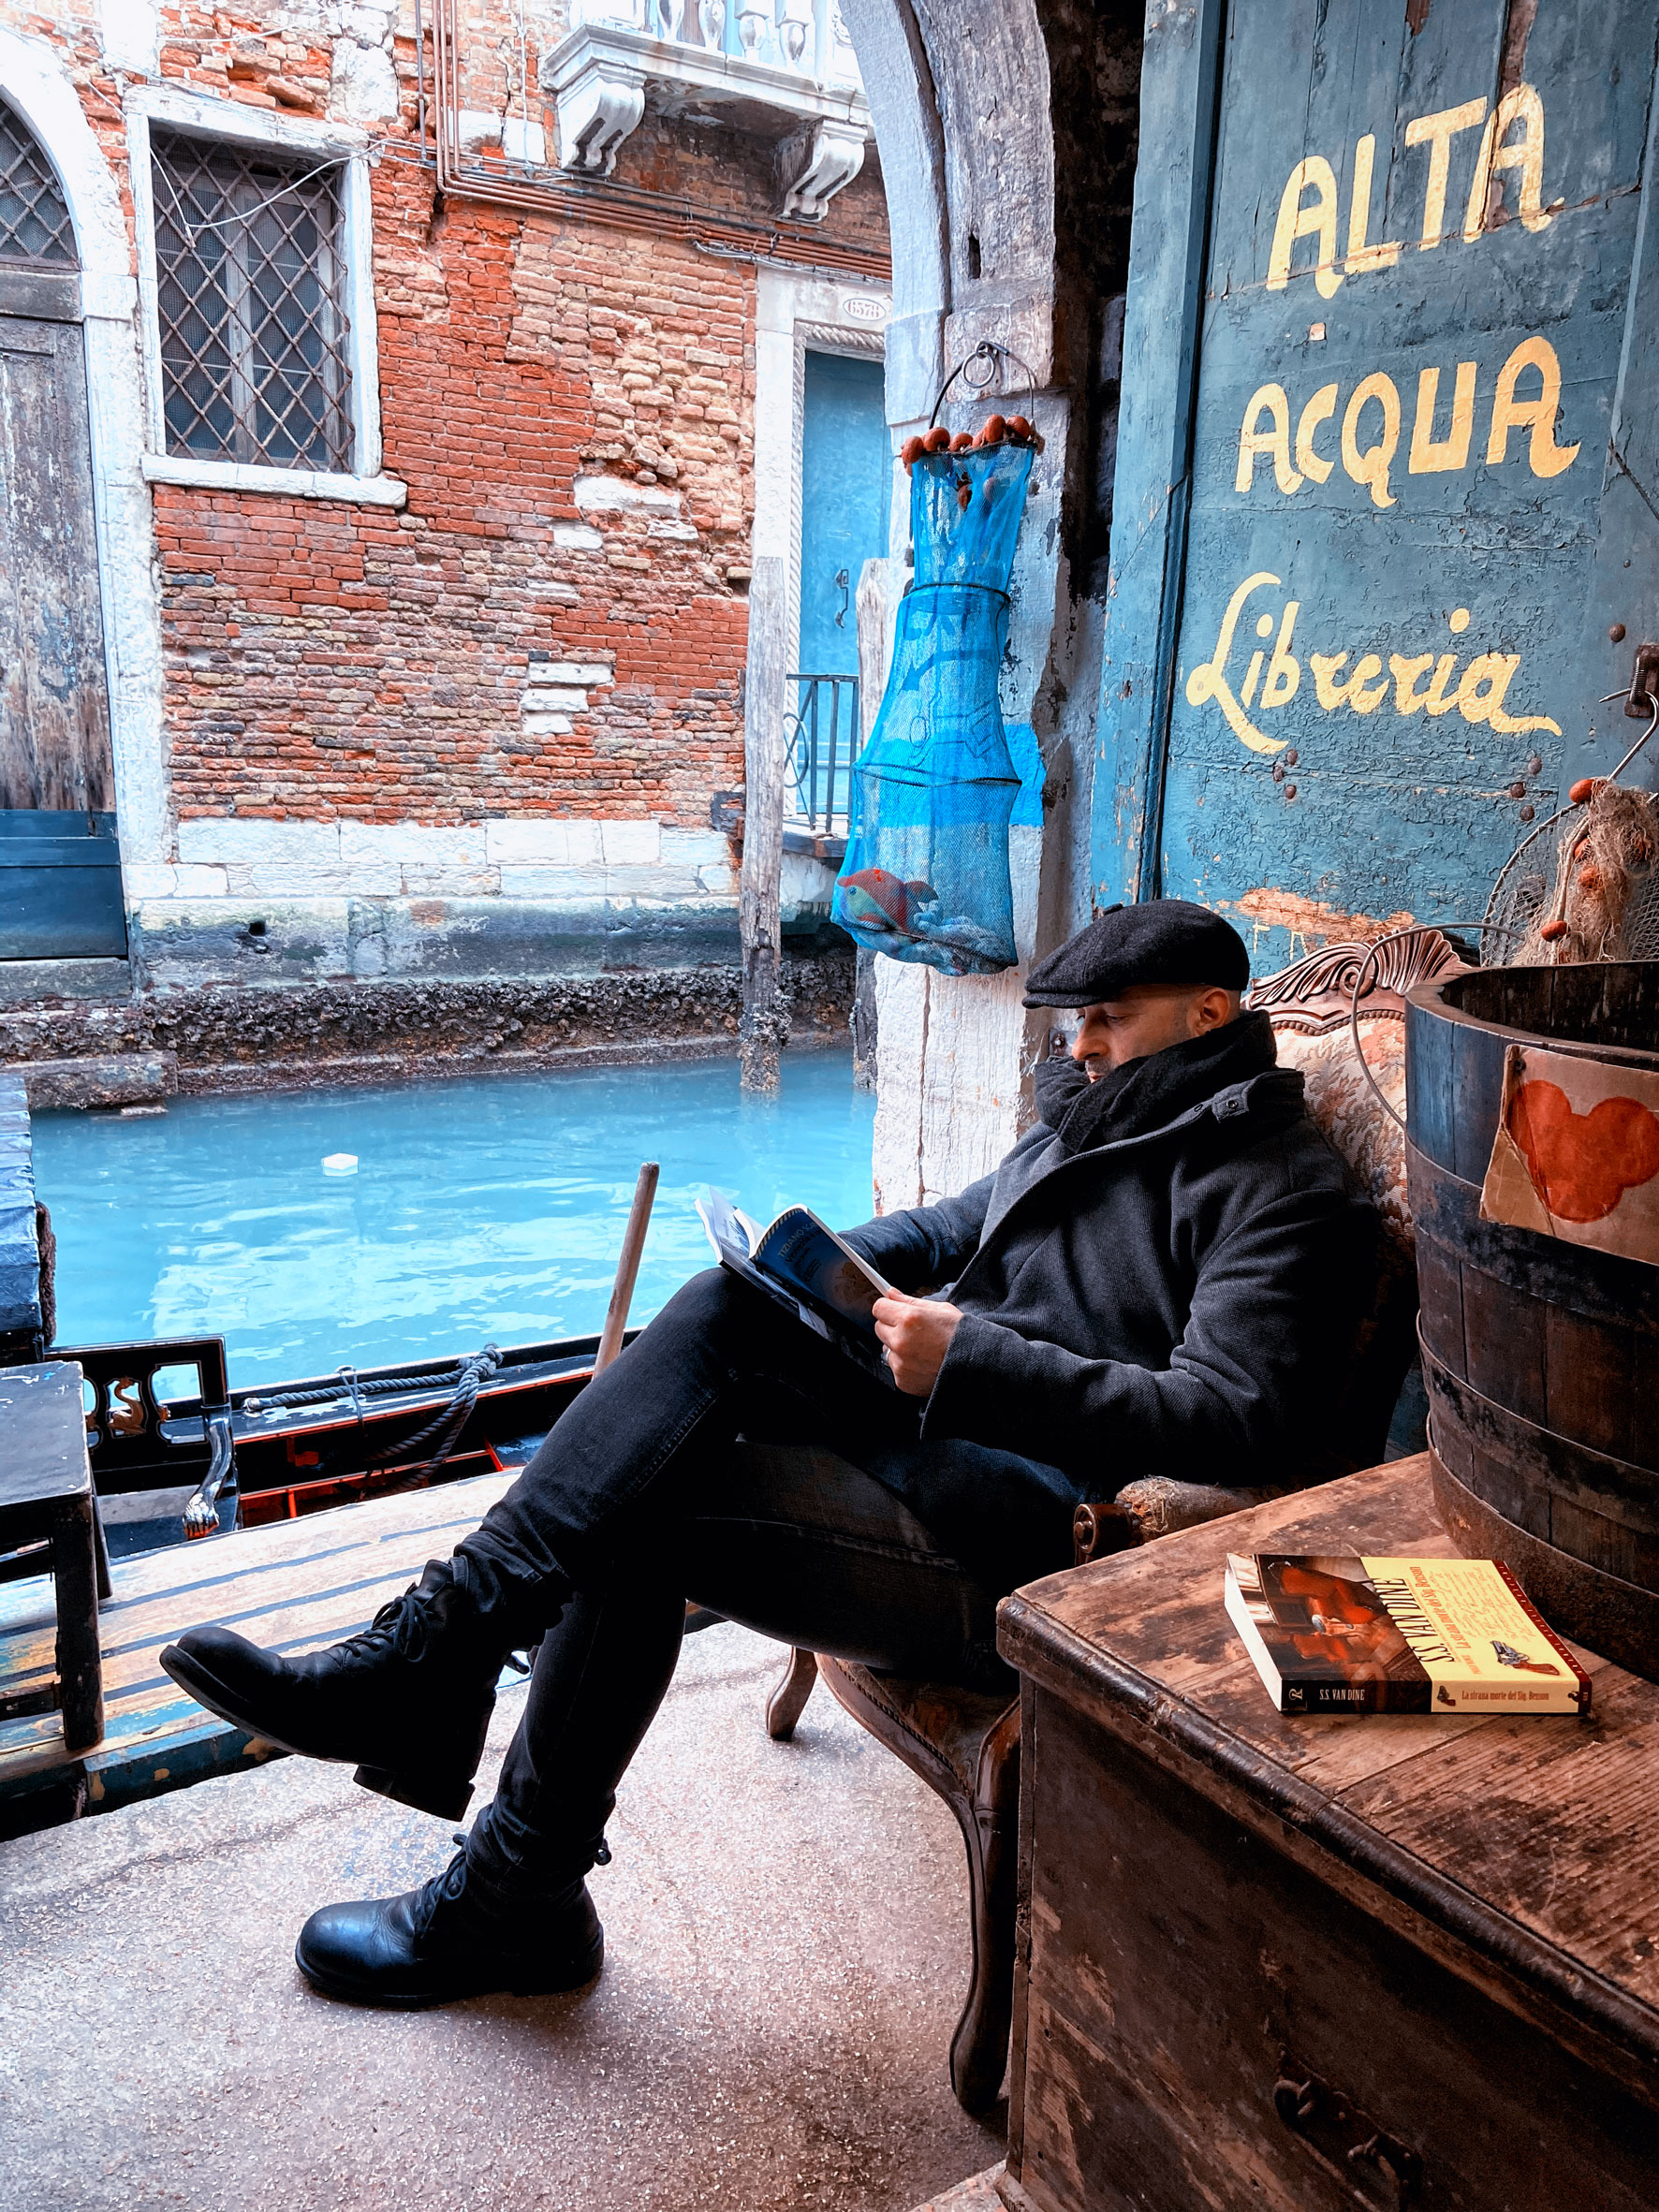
[{"xmin": 0, "ymin": 1622, "xmax": 1005, "ymax": 2212}]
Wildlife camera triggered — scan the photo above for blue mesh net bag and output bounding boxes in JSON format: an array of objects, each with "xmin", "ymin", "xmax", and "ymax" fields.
[{"xmin": 832, "ymin": 435, "xmax": 1035, "ymax": 976}]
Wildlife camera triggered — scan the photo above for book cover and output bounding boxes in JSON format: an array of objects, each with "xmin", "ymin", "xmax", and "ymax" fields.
[
  {"xmin": 1224, "ymin": 1552, "xmax": 1593, "ymax": 1717},
  {"xmin": 697, "ymin": 1189, "xmax": 895, "ymax": 1382}
]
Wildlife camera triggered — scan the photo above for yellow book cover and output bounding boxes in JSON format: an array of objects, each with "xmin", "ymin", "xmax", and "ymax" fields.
[{"xmin": 1224, "ymin": 1553, "xmax": 1593, "ymax": 1718}]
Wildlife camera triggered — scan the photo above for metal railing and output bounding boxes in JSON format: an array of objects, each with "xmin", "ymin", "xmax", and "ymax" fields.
[
  {"xmin": 784, "ymin": 673, "xmax": 860, "ymax": 837},
  {"xmin": 573, "ymin": 0, "xmax": 864, "ymax": 89}
]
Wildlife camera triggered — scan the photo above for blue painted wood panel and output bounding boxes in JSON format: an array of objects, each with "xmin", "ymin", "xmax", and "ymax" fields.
[
  {"xmin": 1095, "ymin": 0, "xmax": 1659, "ymax": 974},
  {"xmin": 799, "ymin": 349, "xmax": 888, "ymax": 678}
]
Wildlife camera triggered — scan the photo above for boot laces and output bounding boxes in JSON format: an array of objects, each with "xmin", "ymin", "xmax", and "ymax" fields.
[
  {"xmin": 407, "ymin": 1846, "xmax": 471, "ymax": 1941},
  {"xmin": 330, "ymin": 1581, "xmax": 433, "ymax": 1667}
]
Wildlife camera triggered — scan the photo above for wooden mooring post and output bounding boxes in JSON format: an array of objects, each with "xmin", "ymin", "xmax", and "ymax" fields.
[{"xmin": 739, "ymin": 551, "xmax": 789, "ymax": 1091}]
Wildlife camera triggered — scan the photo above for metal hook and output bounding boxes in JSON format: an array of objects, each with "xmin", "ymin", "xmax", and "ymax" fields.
[{"xmin": 927, "ymin": 339, "xmax": 1039, "ymax": 430}]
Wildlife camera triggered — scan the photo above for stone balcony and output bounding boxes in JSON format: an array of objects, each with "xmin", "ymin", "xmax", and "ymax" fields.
[{"xmin": 540, "ymin": 0, "xmax": 872, "ymax": 221}]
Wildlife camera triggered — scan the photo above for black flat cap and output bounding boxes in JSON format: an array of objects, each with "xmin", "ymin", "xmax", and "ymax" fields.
[{"xmin": 1021, "ymin": 901, "xmax": 1250, "ymax": 1007}]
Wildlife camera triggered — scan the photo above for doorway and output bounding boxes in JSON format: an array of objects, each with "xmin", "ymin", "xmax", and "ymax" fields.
[
  {"xmin": 0, "ymin": 94, "xmax": 125, "ymax": 961},
  {"xmin": 791, "ymin": 347, "xmax": 888, "ymax": 832}
]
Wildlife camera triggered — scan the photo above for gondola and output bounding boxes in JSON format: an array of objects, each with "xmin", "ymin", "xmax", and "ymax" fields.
[{"xmin": 64, "ymin": 1324, "xmax": 630, "ymax": 1561}]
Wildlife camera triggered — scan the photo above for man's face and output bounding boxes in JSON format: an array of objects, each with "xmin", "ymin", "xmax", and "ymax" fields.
[{"xmin": 1068, "ymin": 983, "xmax": 1240, "ymax": 1079}]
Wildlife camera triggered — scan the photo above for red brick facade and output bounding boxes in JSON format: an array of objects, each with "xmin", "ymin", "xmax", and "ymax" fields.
[{"xmin": 7, "ymin": 1, "xmax": 888, "ymax": 837}]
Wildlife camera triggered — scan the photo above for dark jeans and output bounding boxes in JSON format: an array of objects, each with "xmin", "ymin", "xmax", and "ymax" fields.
[{"xmin": 454, "ymin": 1268, "xmax": 1080, "ymax": 1892}]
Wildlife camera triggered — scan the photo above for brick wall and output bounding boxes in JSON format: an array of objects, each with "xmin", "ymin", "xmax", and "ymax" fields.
[
  {"xmin": 156, "ymin": 174, "xmax": 760, "ymax": 829},
  {"xmin": 0, "ymin": 0, "xmax": 888, "ymax": 970}
]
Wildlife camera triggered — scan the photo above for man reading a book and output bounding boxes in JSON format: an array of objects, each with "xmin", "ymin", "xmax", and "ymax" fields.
[{"xmin": 162, "ymin": 899, "xmax": 1373, "ymax": 2006}]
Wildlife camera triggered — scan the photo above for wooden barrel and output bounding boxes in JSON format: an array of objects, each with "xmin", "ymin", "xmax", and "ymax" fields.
[{"xmin": 1405, "ymin": 962, "xmax": 1659, "ymax": 1677}]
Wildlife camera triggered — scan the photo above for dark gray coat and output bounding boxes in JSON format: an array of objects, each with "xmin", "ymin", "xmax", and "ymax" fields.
[{"xmin": 843, "ymin": 1012, "xmax": 1375, "ymax": 1505}]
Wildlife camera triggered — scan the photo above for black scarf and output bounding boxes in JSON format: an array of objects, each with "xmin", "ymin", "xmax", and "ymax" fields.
[{"xmin": 1032, "ymin": 1009, "xmax": 1279, "ymax": 1155}]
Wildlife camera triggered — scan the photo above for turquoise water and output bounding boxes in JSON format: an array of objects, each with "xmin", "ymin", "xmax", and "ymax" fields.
[{"xmin": 30, "ymin": 1053, "xmax": 876, "ymax": 1388}]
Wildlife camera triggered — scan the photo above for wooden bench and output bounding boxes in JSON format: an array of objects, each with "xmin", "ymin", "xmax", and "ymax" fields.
[{"xmin": 0, "ymin": 1464, "xmax": 514, "ymax": 1833}]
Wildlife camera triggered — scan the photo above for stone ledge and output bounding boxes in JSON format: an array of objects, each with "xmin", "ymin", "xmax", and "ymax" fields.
[
  {"xmin": 0, "ymin": 960, "xmax": 132, "ymax": 1009},
  {"xmin": 14, "ymin": 1053, "xmax": 177, "ymax": 1112},
  {"xmin": 174, "ymin": 1026, "xmax": 851, "ymax": 1097}
]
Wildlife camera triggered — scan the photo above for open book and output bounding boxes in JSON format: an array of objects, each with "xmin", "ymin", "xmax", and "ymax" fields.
[{"xmin": 697, "ymin": 1189, "xmax": 895, "ymax": 1382}]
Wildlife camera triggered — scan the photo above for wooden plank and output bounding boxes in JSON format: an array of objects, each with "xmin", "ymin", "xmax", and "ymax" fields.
[
  {"xmin": 1089, "ymin": 0, "xmax": 1226, "ymax": 906},
  {"xmin": 0, "ymin": 317, "xmax": 115, "ymax": 814},
  {"xmin": 1339, "ymin": 1661, "xmax": 1659, "ymax": 2011},
  {"xmin": 0, "ymin": 1470, "xmax": 515, "ymax": 1815},
  {"xmin": 0, "ymin": 1360, "xmax": 89, "ymax": 1515}
]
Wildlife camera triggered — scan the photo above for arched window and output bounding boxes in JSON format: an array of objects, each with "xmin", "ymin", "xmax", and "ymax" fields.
[{"xmin": 0, "ymin": 97, "xmax": 77, "ymax": 266}]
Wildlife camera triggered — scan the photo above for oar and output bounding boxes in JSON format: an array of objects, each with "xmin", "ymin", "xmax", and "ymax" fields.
[{"xmin": 595, "ymin": 1162, "xmax": 660, "ymax": 1373}]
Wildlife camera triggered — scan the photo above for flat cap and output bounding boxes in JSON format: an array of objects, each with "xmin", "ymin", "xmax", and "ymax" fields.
[{"xmin": 1021, "ymin": 900, "xmax": 1250, "ymax": 1007}]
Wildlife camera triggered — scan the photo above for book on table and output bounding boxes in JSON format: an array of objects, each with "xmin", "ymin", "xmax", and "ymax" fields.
[
  {"xmin": 1224, "ymin": 1551, "xmax": 1593, "ymax": 1717},
  {"xmin": 697, "ymin": 1189, "xmax": 895, "ymax": 1383}
]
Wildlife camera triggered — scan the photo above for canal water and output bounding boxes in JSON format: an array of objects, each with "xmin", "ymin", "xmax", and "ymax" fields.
[{"xmin": 31, "ymin": 1052, "xmax": 876, "ymax": 1388}]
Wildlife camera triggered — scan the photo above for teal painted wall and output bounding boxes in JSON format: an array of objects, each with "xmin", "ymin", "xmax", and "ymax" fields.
[{"xmin": 1094, "ymin": 0, "xmax": 1659, "ymax": 975}]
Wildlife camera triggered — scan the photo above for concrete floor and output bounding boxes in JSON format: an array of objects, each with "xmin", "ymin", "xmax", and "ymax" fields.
[{"xmin": 0, "ymin": 1623, "xmax": 1005, "ymax": 2212}]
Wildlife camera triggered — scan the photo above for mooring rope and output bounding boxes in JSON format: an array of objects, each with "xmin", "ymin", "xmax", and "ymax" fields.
[
  {"xmin": 242, "ymin": 1344, "xmax": 505, "ymax": 1484},
  {"xmin": 370, "ymin": 1343, "xmax": 502, "ymax": 1478}
]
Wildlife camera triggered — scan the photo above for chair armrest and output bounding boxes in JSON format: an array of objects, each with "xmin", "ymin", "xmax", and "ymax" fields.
[{"xmin": 1072, "ymin": 1501, "xmax": 1140, "ymax": 1565}]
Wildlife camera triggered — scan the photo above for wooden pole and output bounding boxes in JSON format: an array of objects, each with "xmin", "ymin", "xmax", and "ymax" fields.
[
  {"xmin": 739, "ymin": 551, "xmax": 788, "ymax": 1091},
  {"xmin": 595, "ymin": 1161, "xmax": 659, "ymax": 1373}
]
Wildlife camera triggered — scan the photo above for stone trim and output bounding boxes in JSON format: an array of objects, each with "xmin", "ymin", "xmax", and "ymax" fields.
[{"xmin": 0, "ymin": 27, "xmax": 166, "ymax": 870}]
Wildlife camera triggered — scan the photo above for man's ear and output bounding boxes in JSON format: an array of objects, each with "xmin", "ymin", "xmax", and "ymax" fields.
[{"xmin": 1190, "ymin": 986, "xmax": 1239, "ymax": 1034}]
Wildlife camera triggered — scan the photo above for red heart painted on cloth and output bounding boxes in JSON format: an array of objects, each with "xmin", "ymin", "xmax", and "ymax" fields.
[{"xmin": 1508, "ymin": 1080, "xmax": 1659, "ymax": 1223}]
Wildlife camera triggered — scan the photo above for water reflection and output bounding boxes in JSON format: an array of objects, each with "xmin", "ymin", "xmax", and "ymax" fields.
[{"xmin": 32, "ymin": 1053, "xmax": 876, "ymax": 1387}]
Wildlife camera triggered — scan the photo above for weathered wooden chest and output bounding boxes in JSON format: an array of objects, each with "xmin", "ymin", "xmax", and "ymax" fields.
[{"xmin": 995, "ymin": 1457, "xmax": 1659, "ymax": 2212}]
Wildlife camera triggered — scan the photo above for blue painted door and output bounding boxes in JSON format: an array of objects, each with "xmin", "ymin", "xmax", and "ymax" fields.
[
  {"xmin": 1123, "ymin": 2, "xmax": 1659, "ymax": 974},
  {"xmin": 799, "ymin": 349, "xmax": 888, "ymax": 678}
]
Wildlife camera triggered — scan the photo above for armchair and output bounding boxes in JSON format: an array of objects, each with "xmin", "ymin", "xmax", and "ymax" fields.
[{"xmin": 758, "ymin": 930, "xmax": 1458, "ymax": 2113}]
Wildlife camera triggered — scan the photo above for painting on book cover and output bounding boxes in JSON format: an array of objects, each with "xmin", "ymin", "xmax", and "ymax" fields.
[{"xmin": 1232, "ymin": 1554, "xmax": 1429, "ymax": 1705}]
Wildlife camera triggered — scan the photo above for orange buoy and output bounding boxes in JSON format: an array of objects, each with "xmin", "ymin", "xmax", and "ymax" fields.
[
  {"xmin": 922, "ymin": 425, "xmax": 951, "ymax": 452},
  {"xmin": 949, "ymin": 431, "xmax": 975, "ymax": 453},
  {"xmin": 1569, "ymin": 776, "xmax": 1599, "ymax": 804},
  {"xmin": 978, "ymin": 413, "xmax": 1006, "ymax": 446},
  {"xmin": 900, "ymin": 434, "xmax": 925, "ymax": 473},
  {"xmin": 1540, "ymin": 919, "xmax": 1569, "ymax": 942}
]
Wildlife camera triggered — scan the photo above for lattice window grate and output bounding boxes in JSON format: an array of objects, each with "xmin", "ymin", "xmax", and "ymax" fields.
[
  {"xmin": 0, "ymin": 98, "xmax": 77, "ymax": 265},
  {"xmin": 151, "ymin": 130, "xmax": 355, "ymax": 473}
]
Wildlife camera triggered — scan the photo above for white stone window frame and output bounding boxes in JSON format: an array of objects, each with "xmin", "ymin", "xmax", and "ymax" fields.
[
  {"xmin": 126, "ymin": 86, "xmax": 404, "ymax": 508},
  {"xmin": 748, "ymin": 266, "xmax": 891, "ymax": 682}
]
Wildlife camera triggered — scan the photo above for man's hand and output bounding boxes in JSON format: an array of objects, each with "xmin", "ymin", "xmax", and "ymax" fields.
[{"xmin": 873, "ymin": 1291, "xmax": 963, "ymax": 1398}]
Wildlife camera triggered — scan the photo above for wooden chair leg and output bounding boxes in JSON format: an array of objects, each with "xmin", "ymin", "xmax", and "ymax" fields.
[
  {"xmin": 766, "ymin": 1646, "xmax": 817, "ymax": 1740},
  {"xmin": 52, "ymin": 1494, "xmax": 104, "ymax": 1753},
  {"xmin": 947, "ymin": 1732, "xmax": 1020, "ymax": 2112},
  {"xmin": 92, "ymin": 1494, "xmax": 112, "ymax": 1602}
]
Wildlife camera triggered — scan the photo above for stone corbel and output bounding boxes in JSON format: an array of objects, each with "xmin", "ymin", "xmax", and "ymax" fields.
[
  {"xmin": 549, "ymin": 52, "xmax": 647, "ymax": 174},
  {"xmin": 778, "ymin": 116, "xmax": 867, "ymax": 222}
]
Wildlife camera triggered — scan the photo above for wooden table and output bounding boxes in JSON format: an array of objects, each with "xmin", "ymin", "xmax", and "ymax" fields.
[
  {"xmin": 0, "ymin": 1362, "xmax": 104, "ymax": 1753},
  {"xmin": 995, "ymin": 1454, "xmax": 1659, "ymax": 2212}
]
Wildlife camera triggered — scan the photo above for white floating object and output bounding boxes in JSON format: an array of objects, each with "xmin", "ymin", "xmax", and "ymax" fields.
[{"xmin": 322, "ymin": 1152, "xmax": 359, "ymax": 1176}]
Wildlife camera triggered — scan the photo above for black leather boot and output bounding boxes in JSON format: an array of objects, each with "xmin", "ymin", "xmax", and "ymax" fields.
[
  {"xmin": 159, "ymin": 1559, "xmax": 518, "ymax": 1820},
  {"xmin": 294, "ymin": 1845, "xmax": 603, "ymax": 2008}
]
